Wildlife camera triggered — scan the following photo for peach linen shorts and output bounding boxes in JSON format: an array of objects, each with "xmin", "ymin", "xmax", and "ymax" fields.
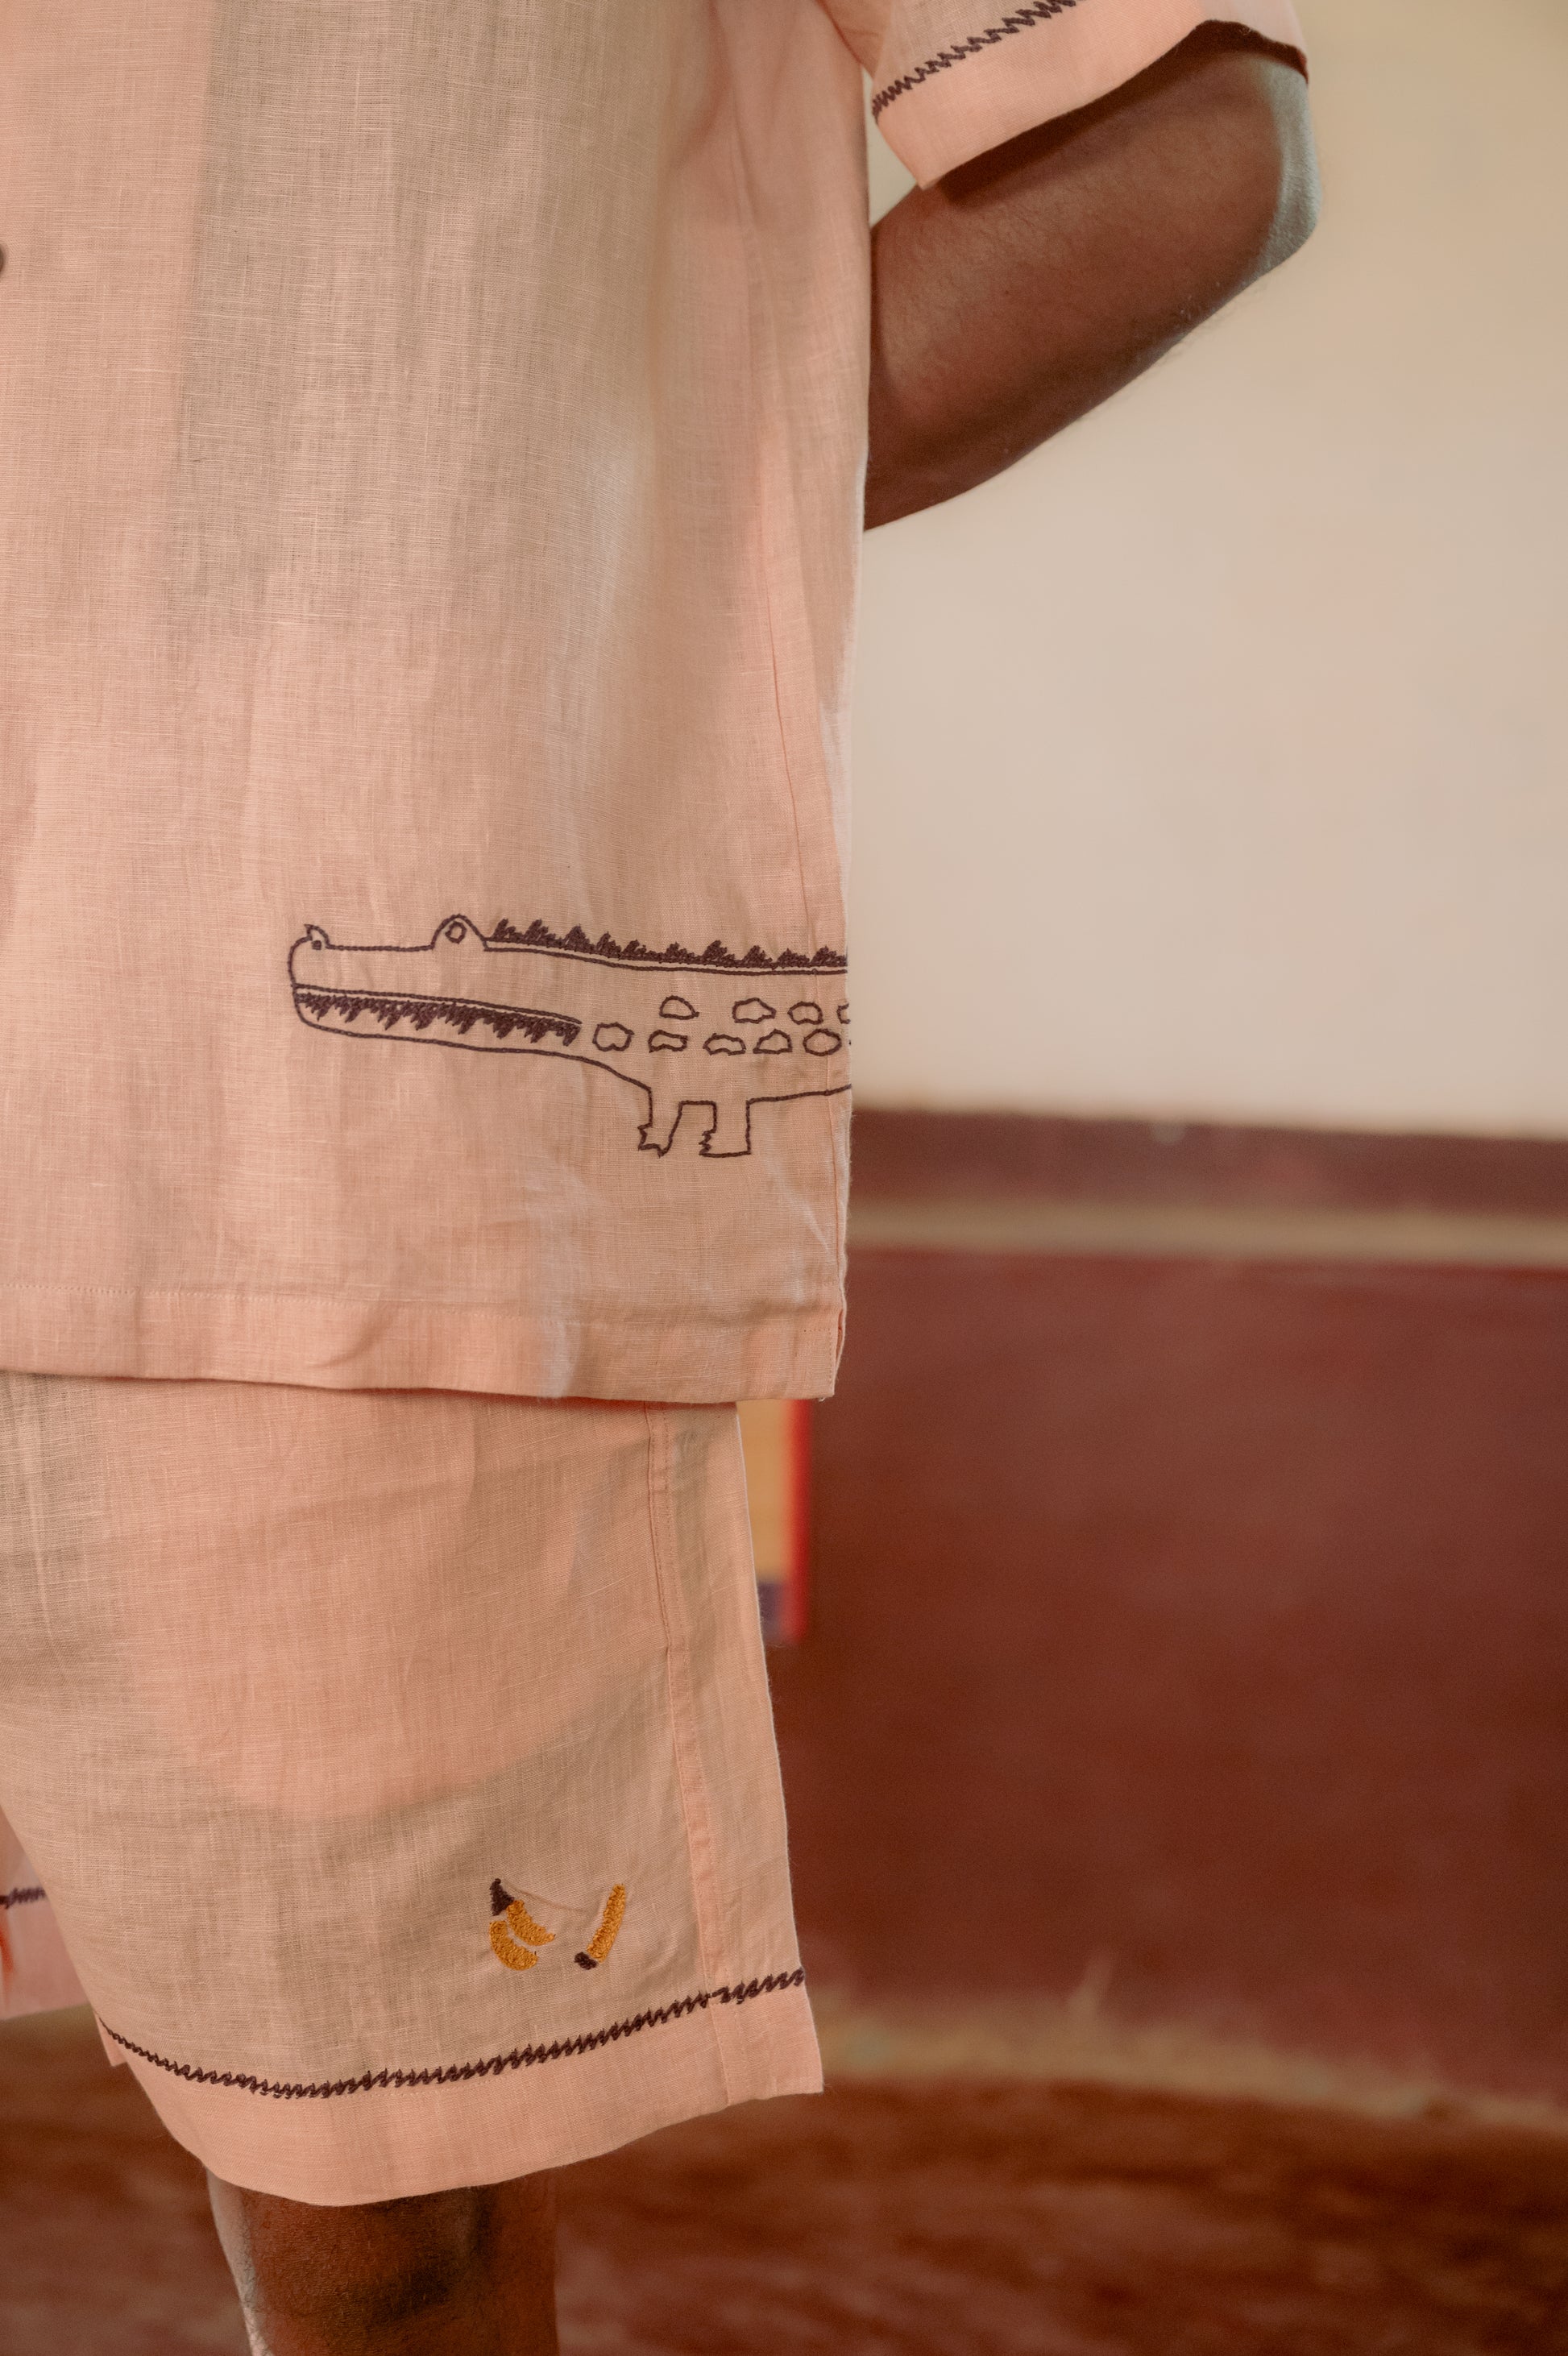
[{"xmin": 0, "ymin": 1372, "xmax": 820, "ymax": 2205}]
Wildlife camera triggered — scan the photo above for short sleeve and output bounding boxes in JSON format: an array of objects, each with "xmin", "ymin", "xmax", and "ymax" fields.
[{"xmin": 815, "ymin": 0, "xmax": 1307, "ymax": 188}]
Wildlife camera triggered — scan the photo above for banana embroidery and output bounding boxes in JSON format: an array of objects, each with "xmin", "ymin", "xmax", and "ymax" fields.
[
  {"xmin": 504, "ymin": 1898, "xmax": 556, "ymax": 1947},
  {"xmin": 575, "ymin": 1884, "xmax": 628, "ymax": 1970},
  {"xmin": 488, "ymin": 1918, "xmax": 541, "ymax": 1972},
  {"xmin": 487, "ymin": 1877, "xmax": 628, "ymax": 1976},
  {"xmin": 488, "ymin": 1893, "xmax": 558, "ymax": 1972}
]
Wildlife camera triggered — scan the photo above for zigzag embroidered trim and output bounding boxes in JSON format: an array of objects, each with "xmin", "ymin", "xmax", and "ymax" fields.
[
  {"xmin": 872, "ymin": 0, "xmax": 1084, "ymax": 118},
  {"xmin": 487, "ymin": 917, "xmax": 846, "ymax": 976},
  {"xmin": 0, "ymin": 1885, "xmax": 46, "ymax": 1910},
  {"xmin": 97, "ymin": 1971, "xmax": 806, "ymax": 2103}
]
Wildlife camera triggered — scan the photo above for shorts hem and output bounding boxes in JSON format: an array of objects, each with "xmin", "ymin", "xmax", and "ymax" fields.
[{"xmin": 100, "ymin": 1974, "xmax": 823, "ymax": 2205}]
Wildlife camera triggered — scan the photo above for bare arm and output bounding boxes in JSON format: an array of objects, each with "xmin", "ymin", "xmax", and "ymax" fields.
[{"xmin": 865, "ymin": 27, "xmax": 1319, "ymax": 530}]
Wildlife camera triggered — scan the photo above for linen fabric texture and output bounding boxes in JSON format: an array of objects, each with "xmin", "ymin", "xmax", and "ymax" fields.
[
  {"xmin": 0, "ymin": 1373, "xmax": 819, "ymax": 2203},
  {"xmin": 0, "ymin": 0, "xmax": 1302, "ymax": 1408}
]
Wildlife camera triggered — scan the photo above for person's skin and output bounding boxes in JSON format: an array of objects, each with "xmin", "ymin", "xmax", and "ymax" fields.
[
  {"xmin": 201, "ymin": 29, "xmax": 1316, "ymax": 2354},
  {"xmin": 207, "ymin": 2171, "xmax": 559, "ymax": 2356},
  {"xmin": 866, "ymin": 27, "xmax": 1318, "ymax": 529}
]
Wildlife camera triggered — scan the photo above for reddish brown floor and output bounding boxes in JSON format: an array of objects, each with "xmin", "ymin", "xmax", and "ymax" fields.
[
  {"xmin": 5, "ymin": 2016, "xmax": 1568, "ymax": 2353},
  {"xmin": 777, "ymin": 1247, "xmax": 1568, "ymax": 2101}
]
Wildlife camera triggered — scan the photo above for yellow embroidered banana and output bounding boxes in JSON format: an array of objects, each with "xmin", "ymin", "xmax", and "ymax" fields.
[
  {"xmin": 488, "ymin": 1918, "xmax": 540, "ymax": 1972},
  {"xmin": 486, "ymin": 1884, "xmax": 557, "ymax": 1972},
  {"xmin": 505, "ymin": 1898, "xmax": 555, "ymax": 1947},
  {"xmin": 575, "ymin": 1884, "xmax": 627, "ymax": 1969},
  {"xmin": 486, "ymin": 1877, "xmax": 628, "ymax": 1975}
]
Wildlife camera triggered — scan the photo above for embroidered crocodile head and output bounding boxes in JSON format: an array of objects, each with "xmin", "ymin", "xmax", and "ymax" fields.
[{"xmin": 288, "ymin": 914, "xmax": 850, "ymax": 1157}]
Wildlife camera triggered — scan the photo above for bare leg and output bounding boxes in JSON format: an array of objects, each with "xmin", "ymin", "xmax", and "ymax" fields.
[{"xmin": 207, "ymin": 2171, "xmax": 558, "ymax": 2356}]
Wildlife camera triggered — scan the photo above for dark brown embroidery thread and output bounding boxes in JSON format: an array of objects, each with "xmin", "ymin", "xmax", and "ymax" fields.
[
  {"xmin": 97, "ymin": 1970, "xmax": 807, "ymax": 2101},
  {"xmin": 0, "ymin": 1885, "xmax": 45, "ymax": 1910},
  {"xmin": 293, "ymin": 992, "xmax": 577, "ymax": 1048},
  {"xmin": 486, "ymin": 917, "xmax": 845, "ymax": 974},
  {"xmin": 871, "ymin": 0, "xmax": 1085, "ymax": 120},
  {"xmin": 288, "ymin": 915, "xmax": 850, "ymax": 1158}
]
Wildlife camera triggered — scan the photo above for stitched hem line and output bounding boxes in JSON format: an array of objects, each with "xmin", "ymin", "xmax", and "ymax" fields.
[
  {"xmin": 99, "ymin": 1971, "xmax": 807, "ymax": 2102},
  {"xmin": 872, "ymin": 0, "xmax": 1085, "ymax": 118},
  {"xmin": 0, "ymin": 1886, "xmax": 45, "ymax": 1910}
]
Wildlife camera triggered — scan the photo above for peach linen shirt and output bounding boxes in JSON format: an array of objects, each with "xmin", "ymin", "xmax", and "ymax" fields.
[{"xmin": 0, "ymin": 0, "xmax": 1303, "ymax": 1404}]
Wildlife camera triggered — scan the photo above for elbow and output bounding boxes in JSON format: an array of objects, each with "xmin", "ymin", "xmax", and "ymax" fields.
[
  {"xmin": 1182, "ymin": 46, "xmax": 1321, "ymax": 299},
  {"xmin": 1239, "ymin": 58, "xmax": 1321, "ymax": 277},
  {"xmin": 1135, "ymin": 39, "xmax": 1321, "ymax": 326},
  {"xmin": 1265, "ymin": 73, "xmax": 1321, "ymax": 268}
]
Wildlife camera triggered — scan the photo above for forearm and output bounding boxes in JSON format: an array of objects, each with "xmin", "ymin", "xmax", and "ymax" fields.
[{"xmin": 865, "ymin": 28, "xmax": 1317, "ymax": 531}]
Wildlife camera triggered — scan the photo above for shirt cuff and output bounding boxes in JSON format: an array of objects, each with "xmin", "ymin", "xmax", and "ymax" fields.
[{"xmin": 872, "ymin": 2, "xmax": 1308, "ymax": 188}]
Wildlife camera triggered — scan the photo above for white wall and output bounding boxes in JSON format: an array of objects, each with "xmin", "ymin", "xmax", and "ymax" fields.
[{"xmin": 849, "ymin": 0, "xmax": 1568, "ymax": 1136}]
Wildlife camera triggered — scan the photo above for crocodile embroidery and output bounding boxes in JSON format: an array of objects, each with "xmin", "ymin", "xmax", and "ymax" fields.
[{"xmin": 288, "ymin": 914, "xmax": 850, "ymax": 1157}]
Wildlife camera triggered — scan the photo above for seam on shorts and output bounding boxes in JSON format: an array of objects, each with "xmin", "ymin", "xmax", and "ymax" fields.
[
  {"xmin": 97, "ymin": 1972, "xmax": 806, "ymax": 2101},
  {"xmin": 0, "ymin": 1885, "xmax": 45, "ymax": 1910},
  {"xmin": 642, "ymin": 1407, "xmax": 734, "ymax": 2105},
  {"xmin": 871, "ymin": 0, "xmax": 1084, "ymax": 120}
]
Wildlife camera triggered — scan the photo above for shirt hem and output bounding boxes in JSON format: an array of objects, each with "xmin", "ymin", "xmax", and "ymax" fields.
[{"xmin": 0, "ymin": 1286, "xmax": 844, "ymax": 1404}]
